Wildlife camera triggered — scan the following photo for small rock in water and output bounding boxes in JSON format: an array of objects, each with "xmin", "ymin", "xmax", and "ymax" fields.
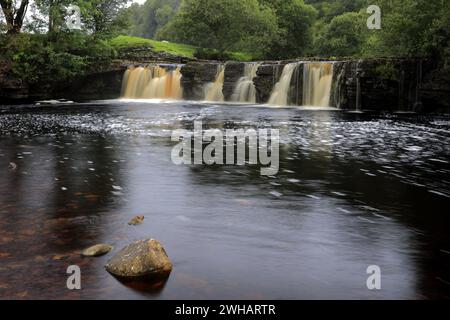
[
  {"xmin": 8, "ymin": 162, "xmax": 17, "ymax": 171},
  {"xmin": 269, "ymin": 191, "xmax": 283, "ymax": 198},
  {"xmin": 105, "ymin": 239, "xmax": 172, "ymax": 279},
  {"xmin": 128, "ymin": 215, "xmax": 145, "ymax": 225},
  {"xmin": 82, "ymin": 244, "xmax": 113, "ymax": 257}
]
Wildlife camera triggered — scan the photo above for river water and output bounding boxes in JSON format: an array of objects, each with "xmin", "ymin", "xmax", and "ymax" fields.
[{"xmin": 0, "ymin": 100, "xmax": 449, "ymax": 299}]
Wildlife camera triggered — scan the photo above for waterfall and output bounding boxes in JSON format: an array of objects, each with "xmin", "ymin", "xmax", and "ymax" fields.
[
  {"xmin": 203, "ymin": 64, "xmax": 225, "ymax": 102},
  {"xmin": 120, "ymin": 65, "xmax": 183, "ymax": 99},
  {"xmin": 231, "ymin": 63, "xmax": 260, "ymax": 103},
  {"xmin": 268, "ymin": 63, "xmax": 300, "ymax": 106},
  {"xmin": 302, "ymin": 62, "xmax": 334, "ymax": 107}
]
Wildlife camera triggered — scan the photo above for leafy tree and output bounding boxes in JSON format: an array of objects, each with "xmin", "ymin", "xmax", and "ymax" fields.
[
  {"xmin": 159, "ymin": 0, "xmax": 279, "ymax": 57},
  {"xmin": 0, "ymin": 0, "xmax": 29, "ymax": 33},
  {"xmin": 80, "ymin": 0, "xmax": 129, "ymax": 36},
  {"xmin": 362, "ymin": 0, "xmax": 450, "ymax": 59},
  {"xmin": 30, "ymin": 0, "xmax": 128, "ymax": 36},
  {"xmin": 126, "ymin": 0, "xmax": 181, "ymax": 39},
  {"xmin": 314, "ymin": 11, "xmax": 366, "ymax": 57},
  {"xmin": 259, "ymin": 0, "xmax": 317, "ymax": 59},
  {"xmin": 305, "ymin": 0, "xmax": 366, "ymax": 21}
]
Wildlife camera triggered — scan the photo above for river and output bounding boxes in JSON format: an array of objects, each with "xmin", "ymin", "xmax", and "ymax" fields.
[{"xmin": 0, "ymin": 100, "xmax": 449, "ymax": 299}]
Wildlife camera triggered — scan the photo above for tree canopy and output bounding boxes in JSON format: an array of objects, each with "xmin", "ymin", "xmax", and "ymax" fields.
[{"xmin": 1, "ymin": 0, "xmax": 449, "ymax": 62}]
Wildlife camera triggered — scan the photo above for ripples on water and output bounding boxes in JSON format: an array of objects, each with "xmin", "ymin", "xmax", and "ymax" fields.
[{"xmin": 0, "ymin": 100, "xmax": 449, "ymax": 299}]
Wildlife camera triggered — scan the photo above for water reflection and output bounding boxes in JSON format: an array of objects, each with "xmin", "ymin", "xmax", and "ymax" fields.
[{"xmin": 0, "ymin": 101, "xmax": 449, "ymax": 299}]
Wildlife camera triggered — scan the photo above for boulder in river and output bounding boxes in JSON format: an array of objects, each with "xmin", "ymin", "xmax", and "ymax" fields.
[
  {"xmin": 105, "ymin": 239, "xmax": 172, "ymax": 279},
  {"xmin": 81, "ymin": 244, "xmax": 113, "ymax": 257},
  {"xmin": 128, "ymin": 215, "xmax": 145, "ymax": 225}
]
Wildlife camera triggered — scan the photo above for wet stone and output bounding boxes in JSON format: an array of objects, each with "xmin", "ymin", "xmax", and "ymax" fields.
[
  {"xmin": 105, "ymin": 239, "xmax": 172, "ymax": 279},
  {"xmin": 81, "ymin": 244, "xmax": 113, "ymax": 257},
  {"xmin": 128, "ymin": 215, "xmax": 145, "ymax": 225}
]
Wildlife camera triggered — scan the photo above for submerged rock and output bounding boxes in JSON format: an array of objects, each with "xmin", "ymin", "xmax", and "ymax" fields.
[
  {"xmin": 128, "ymin": 215, "xmax": 145, "ymax": 225},
  {"xmin": 82, "ymin": 244, "xmax": 113, "ymax": 257},
  {"xmin": 105, "ymin": 239, "xmax": 172, "ymax": 279}
]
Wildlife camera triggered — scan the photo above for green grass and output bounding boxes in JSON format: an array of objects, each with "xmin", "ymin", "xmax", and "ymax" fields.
[
  {"xmin": 108, "ymin": 35, "xmax": 253, "ymax": 61},
  {"xmin": 228, "ymin": 51, "xmax": 253, "ymax": 62},
  {"xmin": 109, "ymin": 35, "xmax": 197, "ymax": 58}
]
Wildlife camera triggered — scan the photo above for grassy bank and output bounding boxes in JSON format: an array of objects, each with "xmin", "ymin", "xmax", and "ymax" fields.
[{"xmin": 108, "ymin": 35, "xmax": 253, "ymax": 61}]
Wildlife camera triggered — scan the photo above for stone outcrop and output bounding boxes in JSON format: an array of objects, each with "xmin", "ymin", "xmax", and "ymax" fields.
[
  {"xmin": 105, "ymin": 239, "xmax": 172, "ymax": 279},
  {"xmin": 180, "ymin": 62, "xmax": 221, "ymax": 100},
  {"xmin": 222, "ymin": 62, "xmax": 245, "ymax": 101},
  {"xmin": 253, "ymin": 62, "xmax": 282, "ymax": 104},
  {"xmin": 116, "ymin": 47, "xmax": 192, "ymax": 65}
]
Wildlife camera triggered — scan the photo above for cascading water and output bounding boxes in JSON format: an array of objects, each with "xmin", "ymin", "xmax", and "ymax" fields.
[
  {"xmin": 268, "ymin": 63, "xmax": 300, "ymax": 106},
  {"xmin": 231, "ymin": 63, "xmax": 260, "ymax": 103},
  {"xmin": 120, "ymin": 65, "xmax": 183, "ymax": 99},
  {"xmin": 302, "ymin": 62, "xmax": 334, "ymax": 107},
  {"xmin": 203, "ymin": 64, "xmax": 225, "ymax": 102}
]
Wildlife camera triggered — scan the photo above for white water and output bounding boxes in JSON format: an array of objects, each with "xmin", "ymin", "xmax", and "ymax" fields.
[
  {"xmin": 268, "ymin": 63, "xmax": 300, "ymax": 106},
  {"xmin": 203, "ymin": 65, "xmax": 225, "ymax": 102},
  {"xmin": 303, "ymin": 62, "xmax": 334, "ymax": 107},
  {"xmin": 231, "ymin": 63, "xmax": 260, "ymax": 103}
]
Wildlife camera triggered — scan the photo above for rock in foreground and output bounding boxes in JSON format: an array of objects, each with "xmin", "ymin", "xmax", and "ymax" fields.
[
  {"xmin": 82, "ymin": 244, "xmax": 113, "ymax": 257},
  {"xmin": 128, "ymin": 215, "xmax": 145, "ymax": 225},
  {"xmin": 105, "ymin": 239, "xmax": 172, "ymax": 279}
]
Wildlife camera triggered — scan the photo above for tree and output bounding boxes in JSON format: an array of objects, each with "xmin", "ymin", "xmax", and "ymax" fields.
[
  {"xmin": 305, "ymin": 0, "xmax": 366, "ymax": 21},
  {"xmin": 260, "ymin": 0, "xmax": 318, "ymax": 59},
  {"xmin": 126, "ymin": 0, "xmax": 181, "ymax": 39},
  {"xmin": 362, "ymin": 0, "xmax": 450, "ymax": 59},
  {"xmin": 315, "ymin": 11, "xmax": 366, "ymax": 57},
  {"xmin": 159, "ymin": 0, "xmax": 279, "ymax": 56},
  {"xmin": 80, "ymin": 0, "xmax": 129, "ymax": 36},
  {"xmin": 0, "ymin": 0, "xmax": 29, "ymax": 33}
]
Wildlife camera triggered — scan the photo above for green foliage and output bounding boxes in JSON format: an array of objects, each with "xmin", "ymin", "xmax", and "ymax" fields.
[
  {"xmin": 2, "ymin": 0, "xmax": 449, "ymax": 68},
  {"xmin": 261, "ymin": 0, "xmax": 318, "ymax": 59},
  {"xmin": 126, "ymin": 0, "xmax": 181, "ymax": 39},
  {"xmin": 362, "ymin": 0, "xmax": 450, "ymax": 59},
  {"xmin": 374, "ymin": 62, "xmax": 399, "ymax": 81},
  {"xmin": 109, "ymin": 35, "xmax": 252, "ymax": 61},
  {"xmin": 157, "ymin": 0, "xmax": 279, "ymax": 58},
  {"xmin": 0, "ymin": 33, "xmax": 115, "ymax": 84},
  {"xmin": 314, "ymin": 11, "xmax": 366, "ymax": 57},
  {"xmin": 193, "ymin": 48, "xmax": 253, "ymax": 61}
]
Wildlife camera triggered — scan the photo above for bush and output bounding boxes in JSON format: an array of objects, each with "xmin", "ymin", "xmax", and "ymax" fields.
[
  {"xmin": 0, "ymin": 33, "xmax": 115, "ymax": 84},
  {"xmin": 193, "ymin": 48, "xmax": 235, "ymax": 61}
]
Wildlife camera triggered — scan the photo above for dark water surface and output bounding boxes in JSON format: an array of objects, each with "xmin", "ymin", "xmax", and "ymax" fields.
[{"xmin": 0, "ymin": 100, "xmax": 449, "ymax": 299}]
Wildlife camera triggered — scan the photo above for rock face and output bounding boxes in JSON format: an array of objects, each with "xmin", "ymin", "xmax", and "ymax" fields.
[
  {"xmin": 222, "ymin": 62, "xmax": 245, "ymax": 101},
  {"xmin": 253, "ymin": 62, "xmax": 284, "ymax": 104},
  {"xmin": 53, "ymin": 66, "xmax": 125, "ymax": 101},
  {"xmin": 82, "ymin": 244, "xmax": 113, "ymax": 257},
  {"xmin": 116, "ymin": 46, "xmax": 191, "ymax": 64},
  {"xmin": 180, "ymin": 62, "xmax": 222, "ymax": 100},
  {"xmin": 105, "ymin": 239, "xmax": 172, "ymax": 279}
]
